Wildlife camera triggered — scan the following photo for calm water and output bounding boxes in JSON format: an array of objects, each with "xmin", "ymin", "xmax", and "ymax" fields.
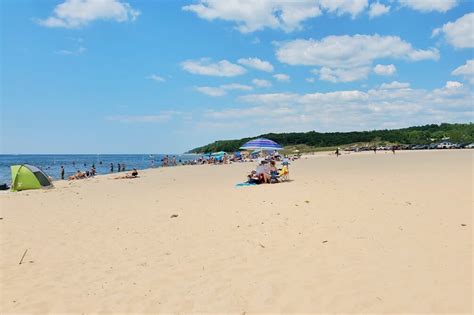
[{"xmin": 0, "ymin": 154, "xmax": 199, "ymax": 184}]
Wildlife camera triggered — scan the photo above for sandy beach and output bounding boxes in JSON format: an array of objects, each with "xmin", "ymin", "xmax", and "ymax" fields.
[{"xmin": 0, "ymin": 150, "xmax": 472, "ymax": 314}]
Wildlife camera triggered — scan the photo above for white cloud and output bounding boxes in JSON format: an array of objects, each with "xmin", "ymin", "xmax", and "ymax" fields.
[
  {"xmin": 238, "ymin": 57, "xmax": 274, "ymax": 72},
  {"xmin": 368, "ymin": 2, "xmax": 390, "ymax": 18},
  {"xmin": 181, "ymin": 58, "xmax": 246, "ymax": 77},
  {"xmin": 55, "ymin": 46, "xmax": 86, "ymax": 55},
  {"xmin": 276, "ymin": 34, "xmax": 439, "ymax": 68},
  {"xmin": 432, "ymin": 13, "xmax": 474, "ymax": 49},
  {"xmin": 318, "ymin": 0, "xmax": 368, "ymax": 17},
  {"xmin": 273, "ymin": 73, "xmax": 290, "ymax": 82},
  {"xmin": 220, "ymin": 83, "xmax": 253, "ymax": 91},
  {"xmin": 398, "ymin": 0, "xmax": 458, "ymax": 12},
  {"xmin": 380, "ymin": 81, "xmax": 410, "ymax": 89},
  {"xmin": 239, "ymin": 92, "xmax": 297, "ymax": 104},
  {"xmin": 147, "ymin": 74, "xmax": 166, "ymax": 82},
  {"xmin": 452, "ymin": 59, "xmax": 474, "ymax": 84},
  {"xmin": 201, "ymin": 82, "xmax": 472, "ymax": 132},
  {"xmin": 313, "ymin": 66, "xmax": 371, "ymax": 83},
  {"xmin": 445, "ymin": 81, "xmax": 463, "ymax": 89},
  {"xmin": 252, "ymin": 79, "xmax": 272, "ymax": 87},
  {"xmin": 195, "ymin": 83, "xmax": 253, "ymax": 97},
  {"xmin": 183, "ymin": 0, "xmax": 373, "ymax": 33},
  {"xmin": 195, "ymin": 86, "xmax": 227, "ymax": 97},
  {"xmin": 183, "ymin": 0, "xmax": 322, "ymax": 33},
  {"xmin": 306, "ymin": 77, "xmax": 316, "ymax": 83},
  {"xmin": 373, "ymin": 64, "xmax": 396, "ymax": 75},
  {"xmin": 38, "ymin": 0, "xmax": 140, "ymax": 28}
]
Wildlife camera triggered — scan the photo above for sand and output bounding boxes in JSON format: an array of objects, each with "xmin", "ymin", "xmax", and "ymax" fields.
[{"xmin": 0, "ymin": 150, "xmax": 472, "ymax": 314}]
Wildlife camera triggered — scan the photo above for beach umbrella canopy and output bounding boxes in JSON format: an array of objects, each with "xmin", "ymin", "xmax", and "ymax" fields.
[
  {"xmin": 240, "ymin": 138, "xmax": 283, "ymax": 150},
  {"xmin": 211, "ymin": 151, "xmax": 226, "ymax": 156}
]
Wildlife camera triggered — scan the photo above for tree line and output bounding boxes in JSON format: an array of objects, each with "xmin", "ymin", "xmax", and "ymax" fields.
[{"xmin": 188, "ymin": 123, "xmax": 474, "ymax": 153}]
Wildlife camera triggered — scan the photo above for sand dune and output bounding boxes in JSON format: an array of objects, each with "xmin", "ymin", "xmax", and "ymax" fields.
[{"xmin": 0, "ymin": 150, "xmax": 472, "ymax": 314}]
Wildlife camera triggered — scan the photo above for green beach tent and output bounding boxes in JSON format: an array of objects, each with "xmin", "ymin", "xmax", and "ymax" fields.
[{"xmin": 10, "ymin": 164, "xmax": 53, "ymax": 192}]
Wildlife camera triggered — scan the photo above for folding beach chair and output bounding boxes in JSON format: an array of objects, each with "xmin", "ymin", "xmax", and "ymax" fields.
[{"xmin": 279, "ymin": 165, "xmax": 289, "ymax": 181}]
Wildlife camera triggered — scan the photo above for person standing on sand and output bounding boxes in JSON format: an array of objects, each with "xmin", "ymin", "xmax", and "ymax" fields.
[
  {"xmin": 60, "ymin": 165, "xmax": 65, "ymax": 180},
  {"xmin": 373, "ymin": 147, "xmax": 377, "ymax": 154},
  {"xmin": 392, "ymin": 146, "xmax": 396, "ymax": 154},
  {"xmin": 172, "ymin": 156, "xmax": 177, "ymax": 166},
  {"xmin": 335, "ymin": 147, "xmax": 340, "ymax": 157}
]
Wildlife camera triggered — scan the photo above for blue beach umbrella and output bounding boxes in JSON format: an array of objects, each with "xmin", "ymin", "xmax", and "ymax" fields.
[{"xmin": 240, "ymin": 138, "xmax": 283, "ymax": 151}]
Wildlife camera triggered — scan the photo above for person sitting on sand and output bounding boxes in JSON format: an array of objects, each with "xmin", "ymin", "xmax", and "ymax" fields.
[
  {"xmin": 114, "ymin": 168, "xmax": 139, "ymax": 179},
  {"xmin": 256, "ymin": 160, "xmax": 271, "ymax": 183},
  {"xmin": 269, "ymin": 161, "xmax": 280, "ymax": 183},
  {"xmin": 247, "ymin": 170, "xmax": 262, "ymax": 184},
  {"xmin": 69, "ymin": 170, "xmax": 86, "ymax": 180}
]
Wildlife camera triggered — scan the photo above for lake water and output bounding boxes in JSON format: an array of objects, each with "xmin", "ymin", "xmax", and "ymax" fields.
[{"xmin": 0, "ymin": 154, "xmax": 199, "ymax": 184}]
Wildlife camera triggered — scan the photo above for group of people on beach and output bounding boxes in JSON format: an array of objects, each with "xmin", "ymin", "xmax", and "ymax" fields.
[
  {"xmin": 65, "ymin": 164, "xmax": 97, "ymax": 180},
  {"xmin": 246, "ymin": 158, "xmax": 290, "ymax": 184},
  {"xmin": 62, "ymin": 161, "xmax": 137, "ymax": 180},
  {"xmin": 160, "ymin": 155, "xmax": 178, "ymax": 167}
]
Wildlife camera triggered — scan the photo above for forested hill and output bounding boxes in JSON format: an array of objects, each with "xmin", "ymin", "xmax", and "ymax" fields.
[{"xmin": 188, "ymin": 123, "xmax": 474, "ymax": 153}]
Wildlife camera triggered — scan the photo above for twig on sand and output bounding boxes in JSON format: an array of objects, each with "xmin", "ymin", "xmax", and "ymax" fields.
[{"xmin": 19, "ymin": 249, "xmax": 28, "ymax": 265}]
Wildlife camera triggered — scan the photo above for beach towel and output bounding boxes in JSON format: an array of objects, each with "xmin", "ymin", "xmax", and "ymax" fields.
[{"xmin": 235, "ymin": 182, "xmax": 257, "ymax": 187}]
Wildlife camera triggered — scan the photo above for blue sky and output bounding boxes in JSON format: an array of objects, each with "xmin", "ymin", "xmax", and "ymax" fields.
[{"xmin": 1, "ymin": 0, "xmax": 473, "ymax": 153}]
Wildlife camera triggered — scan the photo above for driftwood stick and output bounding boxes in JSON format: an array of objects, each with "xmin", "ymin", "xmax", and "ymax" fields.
[{"xmin": 19, "ymin": 249, "xmax": 28, "ymax": 265}]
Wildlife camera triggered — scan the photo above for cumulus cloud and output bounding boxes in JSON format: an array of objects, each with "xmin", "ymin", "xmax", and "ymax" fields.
[
  {"xmin": 147, "ymin": 74, "xmax": 166, "ymax": 82},
  {"xmin": 276, "ymin": 34, "xmax": 439, "ymax": 68},
  {"xmin": 398, "ymin": 0, "xmax": 458, "ymax": 12},
  {"xmin": 432, "ymin": 13, "xmax": 474, "ymax": 49},
  {"xmin": 380, "ymin": 81, "xmax": 410, "ymax": 89},
  {"xmin": 252, "ymin": 79, "xmax": 272, "ymax": 87},
  {"xmin": 38, "ymin": 0, "xmax": 140, "ymax": 28},
  {"xmin": 195, "ymin": 83, "xmax": 253, "ymax": 96},
  {"xmin": 373, "ymin": 64, "xmax": 396, "ymax": 75},
  {"xmin": 368, "ymin": 2, "xmax": 390, "ymax": 18},
  {"xmin": 445, "ymin": 81, "xmax": 463, "ymax": 89},
  {"xmin": 273, "ymin": 73, "xmax": 290, "ymax": 82},
  {"xmin": 238, "ymin": 57, "xmax": 274, "ymax": 72},
  {"xmin": 313, "ymin": 67, "xmax": 371, "ymax": 83},
  {"xmin": 452, "ymin": 59, "xmax": 474, "ymax": 84},
  {"xmin": 318, "ymin": 0, "xmax": 368, "ymax": 17},
  {"xmin": 200, "ymin": 82, "xmax": 472, "ymax": 132},
  {"xmin": 181, "ymin": 58, "xmax": 246, "ymax": 77},
  {"xmin": 183, "ymin": 0, "xmax": 322, "ymax": 33},
  {"xmin": 183, "ymin": 0, "xmax": 373, "ymax": 33}
]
